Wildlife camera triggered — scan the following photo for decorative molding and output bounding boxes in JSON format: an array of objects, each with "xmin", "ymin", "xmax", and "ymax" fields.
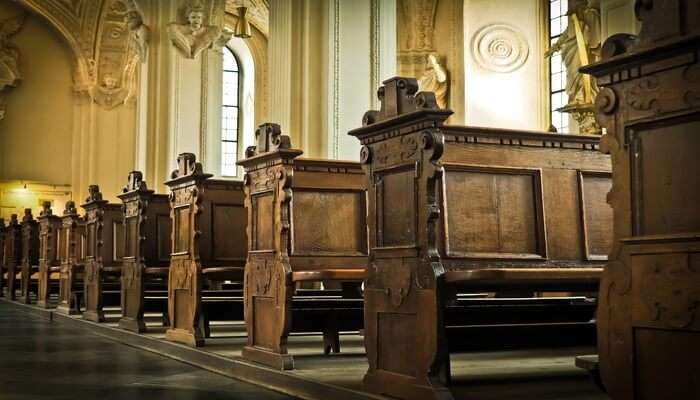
[
  {"xmin": 472, "ymin": 23, "xmax": 529, "ymax": 73},
  {"xmin": 0, "ymin": 12, "xmax": 27, "ymax": 121},
  {"xmin": 224, "ymin": 0, "xmax": 268, "ymax": 37},
  {"xmin": 331, "ymin": 0, "xmax": 340, "ymax": 159}
]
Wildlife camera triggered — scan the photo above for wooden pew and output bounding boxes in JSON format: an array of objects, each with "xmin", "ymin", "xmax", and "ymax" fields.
[
  {"xmin": 164, "ymin": 153, "xmax": 247, "ymax": 347},
  {"xmin": 581, "ymin": 5, "xmax": 700, "ymax": 399},
  {"xmin": 348, "ymin": 77, "xmax": 612, "ymax": 400},
  {"xmin": 19, "ymin": 209, "xmax": 39, "ymax": 304},
  {"xmin": 4, "ymin": 214, "xmax": 21, "ymax": 300},
  {"xmin": 238, "ymin": 124, "xmax": 366, "ymax": 370},
  {"xmin": 56, "ymin": 201, "xmax": 85, "ymax": 315},
  {"xmin": 117, "ymin": 171, "xmax": 171, "ymax": 333},
  {"xmin": 81, "ymin": 185, "xmax": 124, "ymax": 322},
  {"xmin": 0, "ymin": 218, "xmax": 5, "ymax": 297},
  {"xmin": 36, "ymin": 202, "xmax": 63, "ymax": 308}
]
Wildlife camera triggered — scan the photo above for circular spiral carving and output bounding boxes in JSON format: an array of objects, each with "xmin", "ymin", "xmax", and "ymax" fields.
[
  {"xmin": 360, "ymin": 146, "xmax": 372, "ymax": 164},
  {"xmin": 472, "ymin": 24, "xmax": 530, "ymax": 73},
  {"xmin": 596, "ymin": 87, "xmax": 618, "ymax": 114}
]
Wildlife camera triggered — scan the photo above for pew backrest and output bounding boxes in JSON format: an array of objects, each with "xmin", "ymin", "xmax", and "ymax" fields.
[{"xmin": 21, "ymin": 209, "xmax": 40, "ymax": 268}]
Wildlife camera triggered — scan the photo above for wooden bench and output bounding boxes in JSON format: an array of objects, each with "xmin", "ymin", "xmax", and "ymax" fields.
[
  {"xmin": 348, "ymin": 77, "xmax": 613, "ymax": 400},
  {"xmin": 117, "ymin": 171, "xmax": 171, "ymax": 333},
  {"xmin": 56, "ymin": 201, "xmax": 86, "ymax": 315},
  {"xmin": 81, "ymin": 185, "xmax": 124, "ymax": 322},
  {"xmin": 36, "ymin": 202, "xmax": 63, "ymax": 308},
  {"xmin": 238, "ymin": 124, "xmax": 366, "ymax": 370},
  {"xmin": 581, "ymin": 7, "xmax": 700, "ymax": 399},
  {"xmin": 4, "ymin": 214, "xmax": 21, "ymax": 300},
  {"xmin": 18, "ymin": 209, "xmax": 40, "ymax": 304},
  {"xmin": 164, "ymin": 153, "xmax": 247, "ymax": 347}
]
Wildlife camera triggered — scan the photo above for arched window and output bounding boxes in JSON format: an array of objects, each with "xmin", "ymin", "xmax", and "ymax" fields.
[
  {"xmin": 548, "ymin": 0, "xmax": 569, "ymax": 133},
  {"xmin": 221, "ymin": 47, "xmax": 241, "ymax": 177}
]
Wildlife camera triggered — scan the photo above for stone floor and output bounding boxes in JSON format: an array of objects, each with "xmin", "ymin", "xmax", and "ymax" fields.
[
  {"xmin": 0, "ymin": 302, "xmax": 296, "ymax": 400},
  {"xmin": 0, "ymin": 300, "xmax": 608, "ymax": 400}
]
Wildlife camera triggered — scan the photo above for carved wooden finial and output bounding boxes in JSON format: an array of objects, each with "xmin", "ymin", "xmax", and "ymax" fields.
[
  {"xmin": 9, "ymin": 214, "xmax": 19, "ymax": 225},
  {"xmin": 123, "ymin": 171, "xmax": 148, "ymax": 193},
  {"xmin": 22, "ymin": 208, "xmax": 33, "ymax": 223},
  {"xmin": 247, "ymin": 123, "xmax": 292, "ymax": 157},
  {"xmin": 85, "ymin": 185, "xmax": 103, "ymax": 203},
  {"xmin": 170, "ymin": 153, "xmax": 204, "ymax": 179},
  {"xmin": 63, "ymin": 201, "xmax": 78, "ymax": 216},
  {"xmin": 40, "ymin": 201, "xmax": 52, "ymax": 217},
  {"xmin": 362, "ymin": 77, "xmax": 445, "ymax": 126}
]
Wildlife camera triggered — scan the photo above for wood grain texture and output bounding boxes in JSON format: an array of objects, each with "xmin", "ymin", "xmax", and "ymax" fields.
[{"xmin": 582, "ymin": 5, "xmax": 700, "ymax": 398}]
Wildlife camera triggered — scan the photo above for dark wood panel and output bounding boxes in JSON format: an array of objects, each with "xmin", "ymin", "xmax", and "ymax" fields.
[
  {"xmin": 212, "ymin": 204, "xmax": 246, "ymax": 261},
  {"xmin": 292, "ymin": 190, "xmax": 367, "ymax": 256},
  {"xmin": 442, "ymin": 165, "xmax": 544, "ymax": 259}
]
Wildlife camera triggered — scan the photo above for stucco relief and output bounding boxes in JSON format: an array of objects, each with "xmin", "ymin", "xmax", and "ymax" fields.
[
  {"xmin": 472, "ymin": 23, "xmax": 529, "ymax": 73},
  {"xmin": 168, "ymin": 1, "xmax": 224, "ymax": 59},
  {"xmin": 0, "ymin": 12, "xmax": 26, "ymax": 121}
]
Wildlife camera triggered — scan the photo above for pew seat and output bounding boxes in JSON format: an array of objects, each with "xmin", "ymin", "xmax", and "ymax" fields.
[
  {"xmin": 291, "ymin": 269, "xmax": 365, "ymax": 282},
  {"xmin": 202, "ymin": 266, "xmax": 244, "ymax": 281},
  {"xmin": 444, "ymin": 267, "xmax": 601, "ymax": 290}
]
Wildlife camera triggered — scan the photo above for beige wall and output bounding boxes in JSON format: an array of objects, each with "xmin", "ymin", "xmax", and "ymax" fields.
[{"xmin": 0, "ymin": 2, "xmax": 74, "ymax": 187}]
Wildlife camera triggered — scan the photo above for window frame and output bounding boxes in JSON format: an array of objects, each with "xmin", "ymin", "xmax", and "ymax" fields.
[
  {"xmin": 221, "ymin": 46, "xmax": 243, "ymax": 177},
  {"xmin": 547, "ymin": 0, "xmax": 569, "ymax": 134}
]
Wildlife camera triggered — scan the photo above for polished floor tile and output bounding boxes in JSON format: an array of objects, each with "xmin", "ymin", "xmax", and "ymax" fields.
[{"xmin": 0, "ymin": 302, "xmax": 296, "ymax": 400}]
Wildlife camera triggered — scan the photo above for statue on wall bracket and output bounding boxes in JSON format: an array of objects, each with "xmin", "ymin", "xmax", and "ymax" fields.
[
  {"xmin": 125, "ymin": 0, "xmax": 150, "ymax": 63},
  {"xmin": 0, "ymin": 12, "xmax": 26, "ymax": 122},
  {"xmin": 545, "ymin": 0, "xmax": 602, "ymax": 135},
  {"xmin": 168, "ymin": 1, "xmax": 222, "ymax": 59}
]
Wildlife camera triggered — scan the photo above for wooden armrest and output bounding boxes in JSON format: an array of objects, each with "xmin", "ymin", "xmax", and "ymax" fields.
[
  {"xmin": 292, "ymin": 269, "xmax": 366, "ymax": 282},
  {"xmin": 31, "ymin": 272, "xmax": 40, "ymax": 279},
  {"xmin": 202, "ymin": 266, "xmax": 244, "ymax": 281},
  {"xmin": 144, "ymin": 267, "xmax": 169, "ymax": 276},
  {"xmin": 49, "ymin": 272, "xmax": 60, "ymax": 280},
  {"xmin": 445, "ymin": 268, "xmax": 601, "ymax": 290}
]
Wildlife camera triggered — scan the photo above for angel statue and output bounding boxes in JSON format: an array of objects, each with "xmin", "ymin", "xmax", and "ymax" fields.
[
  {"xmin": 168, "ymin": 1, "xmax": 221, "ymax": 59},
  {"xmin": 418, "ymin": 53, "xmax": 448, "ymax": 109},
  {"xmin": 0, "ymin": 12, "xmax": 26, "ymax": 90},
  {"xmin": 545, "ymin": 0, "xmax": 601, "ymax": 107},
  {"xmin": 125, "ymin": 0, "xmax": 150, "ymax": 62}
]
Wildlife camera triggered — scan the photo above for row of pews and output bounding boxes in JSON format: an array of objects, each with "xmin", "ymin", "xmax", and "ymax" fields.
[
  {"xmin": 0, "ymin": 92, "xmax": 613, "ymax": 399},
  {"xmin": 2, "ymin": 7, "xmax": 697, "ymax": 393}
]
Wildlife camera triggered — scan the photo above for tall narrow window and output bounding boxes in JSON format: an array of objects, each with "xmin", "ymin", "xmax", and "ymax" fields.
[
  {"xmin": 549, "ymin": 0, "xmax": 569, "ymax": 133},
  {"xmin": 222, "ymin": 48, "xmax": 241, "ymax": 177}
]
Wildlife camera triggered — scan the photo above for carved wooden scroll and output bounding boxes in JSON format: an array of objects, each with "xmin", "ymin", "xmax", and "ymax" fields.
[
  {"xmin": 56, "ymin": 201, "xmax": 84, "ymax": 315},
  {"xmin": 81, "ymin": 185, "xmax": 124, "ymax": 322},
  {"xmin": 4, "ymin": 214, "xmax": 21, "ymax": 300},
  {"xmin": 19, "ymin": 208, "xmax": 39, "ymax": 304},
  {"xmin": 117, "ymin": 171, "xmax": 170, "ymax": 333},
  {"xmin": 361, "ymin": 77, "xmax": 448, "ymax": 126},
  {"xmin": 36, "ymin": 202, "xmax": 62, "ymax": 308},
  {"xmin": 239, "ymin": 123, "xmax": 300, "ymax": 369},
  {"xmin": 581, "ymin": 1, "xmax": 700, "ymax": 398}
]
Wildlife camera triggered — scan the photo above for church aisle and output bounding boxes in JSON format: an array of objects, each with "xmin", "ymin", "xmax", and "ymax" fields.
[{"xmin": 0, "ymin": 302, "xmax": 296, "ymax": 400}]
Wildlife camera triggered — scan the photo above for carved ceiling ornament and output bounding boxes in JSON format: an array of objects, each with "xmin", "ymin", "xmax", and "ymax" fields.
[
  {"xmin": 224, "ymin": 0, "xmax": 268, "ymax": 37},
  {"xmin": 125, "ymin": 0, "xmax": 149, "ymax": 63},
  {"xmin": 16, "ymin": 0, "xmax": 138, "ymax": 109},
  {"xmin": 472, "ymin": 23, "xmax": 530, "ymax": 73}
]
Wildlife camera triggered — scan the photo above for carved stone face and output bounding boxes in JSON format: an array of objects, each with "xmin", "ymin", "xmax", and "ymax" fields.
[
  {"xmin": 187, "ymin": 10, "xmax": 204, "ymax": 31},
  {"xmin": 102, "ymin": 74, "xmax": 118, "ymax": 89}
]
